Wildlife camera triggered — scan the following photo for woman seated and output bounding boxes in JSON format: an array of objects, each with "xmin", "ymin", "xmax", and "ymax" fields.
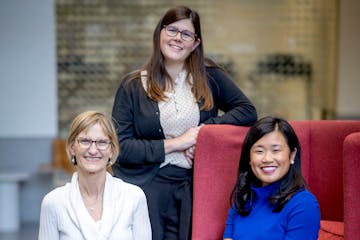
[
  {"xmin": 38, "ymin": 111, "xmax": 151, "ymax": 240},
  {"xmin": 224, "ymin": 116, "xmax": 320, "ymax": 240}
]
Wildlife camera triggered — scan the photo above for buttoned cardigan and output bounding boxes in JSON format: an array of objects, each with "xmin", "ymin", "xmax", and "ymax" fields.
[{"xmin": 111, "ymin": 66, "xmax": 257, "ymax": 187}]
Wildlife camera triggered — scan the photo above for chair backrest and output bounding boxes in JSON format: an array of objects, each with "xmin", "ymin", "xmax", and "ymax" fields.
[
  {"xmin": 343, "ymin": 132, "xmax": 360, "ymax": 238},
  {"xmin": 293, "ymin": 121, "xmax": 360, "ymax": 221},
  {"xmin": 192, "ymin": 124, "xmax": 248, "ymax": 240},
  {"xmin": 192, "ymin": 121, "xmax": 360, "ymax": 240}
]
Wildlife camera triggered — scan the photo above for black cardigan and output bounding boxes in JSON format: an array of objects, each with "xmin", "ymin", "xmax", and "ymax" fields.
[{"xmin": 111, "ymin": 66, "xmax": 257, "ymax": 187}]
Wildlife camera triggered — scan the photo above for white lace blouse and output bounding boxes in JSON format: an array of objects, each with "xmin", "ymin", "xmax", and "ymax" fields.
[{"xmin": 141, "ymin": 70, "xmax": 200, "ymax": 169}]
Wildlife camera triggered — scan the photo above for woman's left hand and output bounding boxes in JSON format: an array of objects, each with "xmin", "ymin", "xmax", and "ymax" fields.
[{"xmin": 184, "ymin": 146, "xmax": 196, "ymax": 166}]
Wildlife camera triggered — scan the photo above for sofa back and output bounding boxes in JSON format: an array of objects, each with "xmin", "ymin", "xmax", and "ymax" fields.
[
  {"xmin": 192, "ymin": 120, "xmax": 360, "ymax": 240},
  {"xmin": 292, "ymin": 121, "xmax": 360, "ymax": 221},
  {"xmin": 343, "ymin": 132, "xmax": 360, "ymax": 238}
]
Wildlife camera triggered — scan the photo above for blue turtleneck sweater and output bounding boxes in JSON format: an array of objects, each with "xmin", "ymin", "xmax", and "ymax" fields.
[{"xmin": 223, "ymin": 182, "xmax": 320, "ymax": 240}]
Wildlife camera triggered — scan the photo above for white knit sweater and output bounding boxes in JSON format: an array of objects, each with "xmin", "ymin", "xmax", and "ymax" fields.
[{"xmin": 38, "ymin": 172, "xmax": 151, "ymax": 240}]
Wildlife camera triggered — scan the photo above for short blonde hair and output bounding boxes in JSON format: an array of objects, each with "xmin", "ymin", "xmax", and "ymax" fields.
[{"xmin": 65, "ymin": 111, "xmax": 119, "ymax": 164}]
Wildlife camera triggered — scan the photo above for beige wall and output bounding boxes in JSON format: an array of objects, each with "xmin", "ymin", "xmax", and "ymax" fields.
[
  {"xmin": 337, "ymin": 0, "xmax": 360, "ymax": 119},
  {"xmin": 201, "ymin": 1, "xmax": 338, "ymax": 119}
]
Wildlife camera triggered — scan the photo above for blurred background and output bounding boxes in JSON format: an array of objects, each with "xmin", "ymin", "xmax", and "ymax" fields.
[{"xmin": 0, "ymin": 0, "xmax": 359, "ymax": 239}]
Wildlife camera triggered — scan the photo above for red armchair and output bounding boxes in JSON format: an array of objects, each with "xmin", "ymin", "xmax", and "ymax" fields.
[
  {"xmin": 343, "ymin": 132, "xmax": 360, "ymax": 239},
  {"xmin": 192, "ymin": 121, "xmax": 360, "ymax": 240}
]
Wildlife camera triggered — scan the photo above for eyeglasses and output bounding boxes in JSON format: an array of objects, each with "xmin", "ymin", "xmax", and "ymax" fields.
[
  {"xmin": 163, "ymin": 25, "xmax": 197, "ymax": 42},
  {"xmin": 77, "ymin": 137, "xmax": 111, "ymax": 150}
]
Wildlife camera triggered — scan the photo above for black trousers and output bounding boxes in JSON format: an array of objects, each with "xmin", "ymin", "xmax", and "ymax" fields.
[{"xmin": 143, "ymin": 165, "xmax": 192, "ymax": 240}]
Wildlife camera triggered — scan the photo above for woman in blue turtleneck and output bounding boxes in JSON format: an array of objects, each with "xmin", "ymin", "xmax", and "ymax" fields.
[{"xmin": 223, "ymin": 116, "xmax": 320, "ymax": 240}]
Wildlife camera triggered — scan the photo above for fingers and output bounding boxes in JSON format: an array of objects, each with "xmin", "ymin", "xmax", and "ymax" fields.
[
  {"xmin": 189, "ymin": 146, "xmax": 195, "ymax": 154},
  {"xmin": 185, "ymin": 146, "xmax": 195, "ymax": 158},
  {"xmin": 184, "ymin": 145, "xmax": 196, "ymax": 163},
  {"xmin": 185, "ymin": 155, "xmax": 193, "ymax": 167},
  {"xmin": 179, "ymin": 128, "xmax": 200, "ymax": 149},
  {"xmin": 191, "ymin": 126, "xmax": 202, "ymax": 142}
]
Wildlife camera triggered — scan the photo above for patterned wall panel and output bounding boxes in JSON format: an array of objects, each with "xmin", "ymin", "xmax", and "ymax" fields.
[
  {"xmin": 57, "ymin": 0, "xmax": 338, "ymax": 137},
  {"xmin": 57, "ymin": 0, "xmax": 212, "ymax": 137}
]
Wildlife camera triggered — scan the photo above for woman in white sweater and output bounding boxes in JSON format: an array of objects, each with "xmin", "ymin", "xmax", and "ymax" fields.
[{"xmin": 38, "ymin": 111, "xmax": 151, "ymax": 240}]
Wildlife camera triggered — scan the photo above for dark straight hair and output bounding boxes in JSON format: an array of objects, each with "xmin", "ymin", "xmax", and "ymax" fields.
[{"xmin": 230, "ymin": 116, "xmax": 306, "ymax": 216}]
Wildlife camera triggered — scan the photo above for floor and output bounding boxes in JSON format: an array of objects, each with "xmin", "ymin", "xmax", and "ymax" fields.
[{"xmin": 0, "ymin": 223, "xmax": 38, "ymax": 240}]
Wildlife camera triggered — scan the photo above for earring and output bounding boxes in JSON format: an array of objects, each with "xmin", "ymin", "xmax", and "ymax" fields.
[
  {"xmin": 71, "ymin": 156, "xmax": 76, "ymax": 165},
  {"xmin": 291, "ymin": 160, "xmax": 295, "ymax": 165},
  {"xmin": 108, "ymin": 159, "xmax": 113, "ymax": 166}
]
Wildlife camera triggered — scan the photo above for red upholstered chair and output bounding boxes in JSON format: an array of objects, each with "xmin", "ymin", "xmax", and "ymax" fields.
[
  {"xmin": 343, "ymin": 132, "xmax": 360, "ymax": 239},
  {"xmin": 192, "ymin": 121, "xmax": 360, "ymax": 240}
]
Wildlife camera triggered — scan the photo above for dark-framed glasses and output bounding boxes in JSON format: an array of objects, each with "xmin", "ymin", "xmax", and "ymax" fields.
[
  {"xmin": 77, "ymin": 137, "xmax": 111, "ymax": 150},
  {"xmin": 163, "ymin": 25, "xmax": 197, "ymax": 42}
]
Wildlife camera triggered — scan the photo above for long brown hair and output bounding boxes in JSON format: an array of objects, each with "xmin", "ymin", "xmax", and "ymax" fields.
[{"xmin": 125, "ymin": 6, "xmax": 217, "ymax": 110}]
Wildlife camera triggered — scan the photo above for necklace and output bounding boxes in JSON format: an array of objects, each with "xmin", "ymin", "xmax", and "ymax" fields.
[
  {"xmin": 86, "ymin": 203, "xmax": 97, "ymax": 212},
  {"xmin": 79, "ymin": 187, "xmax": 103, "ymax": 213},
  {"xmin": 84, "ymin": 196, "xmax": 103, "ymax": 221},
  {"xmin": 83, "ymin": 195, "xmax": 103, "ymax": 212}
]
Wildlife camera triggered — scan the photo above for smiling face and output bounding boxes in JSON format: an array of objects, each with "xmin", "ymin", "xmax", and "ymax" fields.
[
  {"xmin": 160, "ymin": 19, "xmax": 200, "ymax": 66},
  {"xmin": 70, "ymin": 123, "xmax": 112, "ymax": 175},
  {"xmin": 250, "ymin": 130, "xmax": 297, "ymax": 186}
]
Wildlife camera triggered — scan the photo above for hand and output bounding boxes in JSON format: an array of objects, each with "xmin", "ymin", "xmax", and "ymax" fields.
[
  {"xmin": 185, "ymin": 145, "xmax": 195, "ymax": 159},
  {"xmin": 184, "ymin": 146, "xmax": 195, "ymax": 166},
  {"xmin": 178, "ymin": 127, "xmax": 201, "ymax": 150},
  {"xmin": 164, "ymin": 126, "xmax": 203, "ymax": 153}
]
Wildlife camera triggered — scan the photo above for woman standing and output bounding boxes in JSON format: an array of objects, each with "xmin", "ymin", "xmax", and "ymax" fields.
[
  {"xmin": 39, "ymin": 111, "xmax": 151, "ymax": 240},
  {"xmin": 112, "ymin": 6, "xmax": 257, "ymax": 240}
]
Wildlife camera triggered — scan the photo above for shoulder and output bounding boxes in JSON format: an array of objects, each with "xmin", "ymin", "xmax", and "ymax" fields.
[
  {"xmin": 120, "ymin": 74, "xmax": 141, "ymax": 89},
  {"xmin": 43, "ymin": 184, "xmax": 69, "ymax": 201},
  {"xmin": 110, "ymin": 176, "xmax": 146, "ymax": 199},
  {"xmin": 206, "ymin": 66, "xmax": 227, "ymax": 78},
  {"xmin": 41, "ymin": 183, "xmax": 69, "ymax": 210},
  {"xmin": 292, "ymin": 189, "xmax": 319, "ymax": 204},
  {"xmin": 114, "ymin": 74, "xmax": 143, "ymax": 99},
  {"xmin": 115, "ymin": 69, "xmax": 142, "ymax": 92},
  {"xmin": 284, "ymin": 189, "xmax": 320, "ymax": 213},
  {"xmin": 205, "ymin": 65, "xmax": 234, "ymax": 87}
]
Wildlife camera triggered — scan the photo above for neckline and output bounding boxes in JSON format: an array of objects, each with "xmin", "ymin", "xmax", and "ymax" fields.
[{"xmin": 251, "ymin": 181, "xmax": 280, "ymax": 197}]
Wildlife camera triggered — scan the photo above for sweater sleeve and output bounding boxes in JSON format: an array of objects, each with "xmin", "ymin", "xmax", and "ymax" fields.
[
  {"xmin": 111, "ymin": 79, "xmax": 165, "ymax": 166},
  {"xmin": 38, "ymin": 194, "xmax": 60, "ymax": 240},
  {"xmin": 283, "ymin": 190, "xmax": 321, "ymax": 240},
  {"xmin": 132, "ymin": 189, "xmax": 152, "ymax": 240},
  {"xmin": 203, "ymin": 67, "xmax": 257, "ymax": 126},
  {"xmin": 223, "ymin": 206, "xmax": 236, "ymax": 239}
]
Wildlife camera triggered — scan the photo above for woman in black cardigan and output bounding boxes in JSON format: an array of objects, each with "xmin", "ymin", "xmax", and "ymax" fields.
[{"xmin": 112, "ymin": 6, "xmax": 257, "ymax": 240}]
